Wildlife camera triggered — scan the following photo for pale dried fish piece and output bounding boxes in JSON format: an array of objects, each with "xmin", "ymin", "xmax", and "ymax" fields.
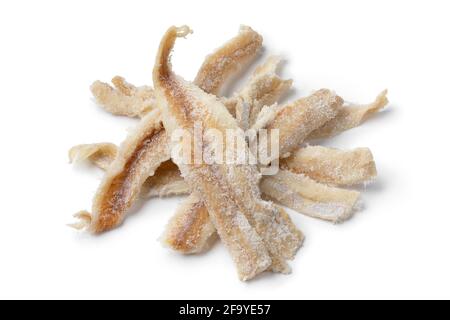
[
  {"xmin": 73, "ymin": 110, "xmax": 171, "ymax": 233},
  {"xmin": 161, "ymin": 197, "xmax": 216, "ymax": 254},
  {"xmin": 261, "ymin": 170, "xmax": 361, "ymax": 223},
  {"xmin": 263, "ymin": 89, "xmax": 343, "ymax": 161},
  {"xmin": 194, "ymin": 25, "xmax": 263, "ymax": 96},
  {"xmin": 282, "ymin": 145, "xmax": 377, "ymax": 186},
  {"xmin": 153, "ymin": 26, "xmax": 304, "ymax": 279},
  {"xmin": 141, "ymin": 161, "xmax": 190, "ymax": 198},
  {"xmin": 69, "ymin": 143, "xmax": 117, "ymax": 170},
  {"xmin": 237, "ymin": 56, "xmax": 292, "ymax": 127},
  {"xmin": 90, "ymin": 76, "xmax": 156, "ymax": 118},
  {"xmin": 162, "ymin": 193, "xmax": 217, "ymax": 254},
  {"xmin": 308, "ymin": 90, "xmax": 388, "ymax": 140}
]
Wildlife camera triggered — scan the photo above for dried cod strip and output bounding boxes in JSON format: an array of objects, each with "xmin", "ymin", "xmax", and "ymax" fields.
[
  {"xmin": 162, "ymin": 193, "xmax": 217, "ymax": 254},
  {"xmin": 91, "ymin": 76, "xmax": 157, "ymax": 118},
  {"xmin": 154, "ymin": 26, "xmax": 271, "ymax": 277},
  {"xmin": 157, "ymin": 29, "xmax": 295, "ymax": 258},
  {"xmin": 74, "ymin": 110, "xmax": 171, "ymax": 233},
  {"xmin": 194, "ymin": 25, "xmax": 263, "ymax": 96},
  {"xmin": 261, "ymin": 170, "xmax": 361, "ymax": 223},
  {"xmin": 149, "ymin": 26, "xmax": 267, "ymax": 253},
  {"xmin": 282, "ymin": 145, "xmax": 377, "ymax": 186},
  {"xmin": 263, "ymin": 89, "xmax": 343, "ymax": 161},
  {"xmin": 308, "ymin": 89, "xmax": 388, "ymax": 140},
  {"xmin": 153, "ymin": 26, "xmax": 303, "ymax": 279},
  {"xmin": 69, "ymin": 143, "xmax": 117, "ymax": 170}
]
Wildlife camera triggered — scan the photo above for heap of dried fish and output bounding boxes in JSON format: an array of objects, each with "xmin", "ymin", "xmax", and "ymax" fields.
[{"xmin": 69, "ymin": 25, "xmax": 388, "ymax": 281}]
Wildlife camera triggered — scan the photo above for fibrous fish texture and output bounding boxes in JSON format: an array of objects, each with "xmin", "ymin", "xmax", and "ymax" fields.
[
  {"xmin": 261, "ymin": 170, "xmax": 361, "ymax": 223},
  {"xmin": 308, "ymin": 90, "xmax": 388, "ymax": 140},
  {"xmin": 91, "ymin": 76, "xmax": 157, "ymax": 118},
  {"xmin": 282, "ymin": 145, "xmax": 377, "ymax": 186},
  {"xmin": 141, "ymin": 160, "xmax": 189, "ymax": 198},
  {"xmin": 153, "ymin": 26, "xmax": 303, "ymax": 280},
  {"xmin": 264, "ymin": 89, "xmax": 343, "ymax": 161},
  {"xmin": 75, "ymin": 110, "xmax": 171, "ymax": 233},
  {"xmin": 162, "ymin": 193, "xmax": 217, "ymax": 254},
  {"xmin": 194, "ymin": 25, "xmax": 263, "ymax": 96}
]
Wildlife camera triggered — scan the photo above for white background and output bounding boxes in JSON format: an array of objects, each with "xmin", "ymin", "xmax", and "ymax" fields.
[{"xmin": 1, "ymin": 0, "xmax": 449, "ymax": 299}]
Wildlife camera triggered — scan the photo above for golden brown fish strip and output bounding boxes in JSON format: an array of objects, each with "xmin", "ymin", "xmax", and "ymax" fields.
[
  {"xmin": 308, "ymin": 90, "xmax": 388, "ymax": 140},
  {"xmin": 194, "ymin": 25, "xmax": 263, "ymax": 96},
  {"xmin": 261, "ymin": 170, "xmax": 361, "ymax": 223},
  {"xmin": 90, "ymin": 76, "xmax": 156, "ymax": 118},
  {"xmin": 69, "ymin": 143, "xmax": 117, "ymax": 170},
  {"xmin": 142, "ymin": 27, "xmax": 266, "ymax": 251},
  {"xmin": 264, "ymin": 89, "xmax": 343, "ymax": 161},
  {"xmin": 153, "ymin": 26, "xmax": 304, "ymax": 279},
  {"xmin": 74, "ymin": 110, "xmax": 171, "ymax": 233},
  {"xmin": 162, "ymin": 193, "xmax": 217, "ymax": 254},
  {"xmin": 282, "ymin": 145, "xmax": 377, "ymax": 186},
  {"xmin": 154, "ymin": 26, "xmax": 271, "ymax": 279}
]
